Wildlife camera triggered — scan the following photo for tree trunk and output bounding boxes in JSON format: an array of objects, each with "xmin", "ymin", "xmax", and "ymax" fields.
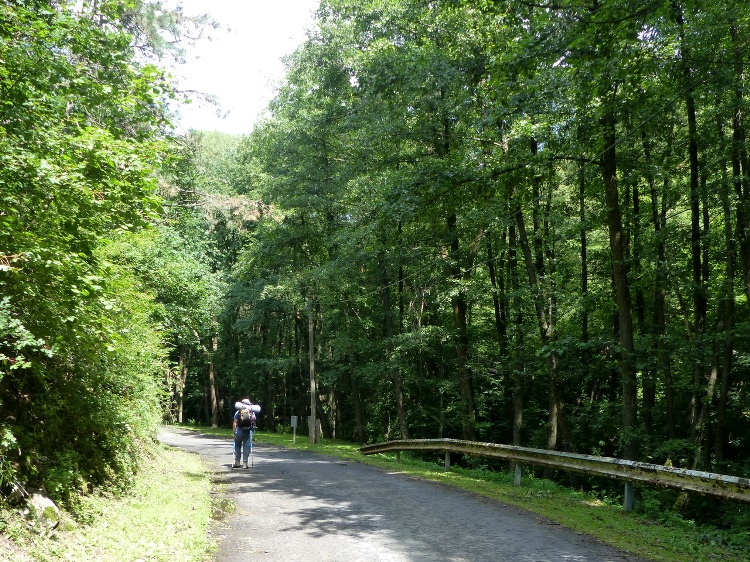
[
  {"xmin": 307, "ymin": 295, "xmax": 319, "ymax": 443},
  {"xmin": 328, "ymin": 390, "xmax": 337, "ymax": 440},
  {"xmin": 602, "ymin": 105, "xmax": 638, "ymax": 461},
  {"xmin": 508, "ymin": 223, "xmax": 524, "ymax": 449},
  {"xmin": 447, "ymin": 213, "xmax": 477, "ymax": 440},
  {"xmin": 264, "ymin": 370, "xmax": 274, "ymax": 432},
  {"xmin": 715, "ymin": 114, "xmax": 736, "ymax": 463},
  {"xmin": 487, "ymin": 235, "xmax": 507, "ymax": 357},
  {"xmin": 696, "ymin": 311, "xmax": 722, "ymax": 469},
  {"xmin": 487, "ymin": 232, "xmax": 512, "ymax": 440},
  {"xmin": 687, "ymin": 94, "xmax": 706, "ymax": 440},
  {"xmin": 513, "ymin": 195, "xmax": 566, "ymax": 451},
  {"xmin": 716, "ymin": 311, "xmax": 733, "ymax": 464},
  {"xmin": 177, "ymin": 346, "xmax": 189, "ymax": 424},
  {"xmin": 642, "ymin": 131, "xmax": 672, "ymax": 438},
  {"xmin": 644, "ymin": 126, "xmax": 677, "ymax": 438},
  {"xmin": 728, "ymin": 20, "xmax": 750, "ymax": 305},
  {"xmin": 531, "ymin": 142, "xmax": 545, "ymax": 278},
  {"xmin": 294, "ymin": 308, "xmax": 305, "ymax": 419},
  {"xmin": 208, "ymin": 335, "xmax": 219, "ymax": 427},
  {"xmin": 383, "ymin": 274, "xmax": 409, "ymax": 439},
  {"xmin": 398, "ymin": 221, "xmax": 405, "ymax": 332},
  {"xmin": 671, "ymin": 1, "xmax": 708, "ymax": 454},
  {"xmin": 351, "ymin": 372, "xmax": 366, "ymax": 443},
  {"xmin": 631, "ymin": 173, "xmax": 655, "ymax": 439},
  {"xmin": 579, "ymin": 158, "xmax": 590, "ymax": 390}
]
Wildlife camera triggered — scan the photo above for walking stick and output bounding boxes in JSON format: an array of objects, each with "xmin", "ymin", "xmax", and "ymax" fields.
[{"xmin": 250, "ymin": 427, "xmax": 254, "ymax": 467}]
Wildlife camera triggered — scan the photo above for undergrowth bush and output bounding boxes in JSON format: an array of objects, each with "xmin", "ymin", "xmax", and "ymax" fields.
[{"xmin": 0, "ymin": 243, "xmax": 167, "ymax": 514}]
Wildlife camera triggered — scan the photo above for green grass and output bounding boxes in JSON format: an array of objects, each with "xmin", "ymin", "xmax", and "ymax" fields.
[{"xmin": 0, "ymin": 442, "xmax": 217, "ymax": 562}]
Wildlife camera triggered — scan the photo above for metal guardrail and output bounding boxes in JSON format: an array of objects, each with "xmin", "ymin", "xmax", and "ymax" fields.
[{"xmin": 359, "ymin": 438, "xmax": 750, "ymax": 510}]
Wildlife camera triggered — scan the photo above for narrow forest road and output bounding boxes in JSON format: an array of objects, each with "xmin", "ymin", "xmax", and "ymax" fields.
[{"xmin": 159, "ymin": 428, "xmax": 651, "ymax": 562}]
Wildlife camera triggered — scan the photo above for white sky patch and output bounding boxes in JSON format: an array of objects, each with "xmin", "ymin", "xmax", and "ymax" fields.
[{"xmin": 167, "ymin": 0, "xmax": 319, "ymax": 135}]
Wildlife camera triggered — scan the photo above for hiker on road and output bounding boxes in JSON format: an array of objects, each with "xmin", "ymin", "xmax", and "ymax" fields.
[{"xmin": 233, "ymin": 398, "xmax": 259, "ymax": 468}]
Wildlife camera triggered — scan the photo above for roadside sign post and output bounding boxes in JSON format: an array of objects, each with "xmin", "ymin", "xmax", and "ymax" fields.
[{"xmin": 291, "ymin": 415, "xmax": 298, "ymax": 444}]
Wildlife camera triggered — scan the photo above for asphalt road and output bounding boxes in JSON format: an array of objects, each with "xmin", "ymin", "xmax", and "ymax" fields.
[{"xmin": 159, "ymin": 428, "xmax": 651, "ymax": 562}]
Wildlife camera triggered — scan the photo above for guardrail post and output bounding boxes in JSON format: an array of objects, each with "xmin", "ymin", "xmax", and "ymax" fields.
[
  {"xmin": 514, "ymin": 463, "xmax": 522, "ymax": 487},
  {"xmin": 396, "ymin": 451, "xmax": 400, "ymax": 464},
  {"xmin": 445, "ymin": 450, "xmax": 451, "ymax": 471},
  {"xmin": 624, "ymin": 482, "xmax": 634, "ymax": 512}
]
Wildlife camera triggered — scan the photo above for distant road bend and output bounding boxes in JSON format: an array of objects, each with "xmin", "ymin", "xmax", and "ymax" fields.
[{"xmin": 159, "ymin": 428, "xmax": 651, "ymax": 562}]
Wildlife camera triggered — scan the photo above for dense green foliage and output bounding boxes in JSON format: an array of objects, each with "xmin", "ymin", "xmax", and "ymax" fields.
[
  {"xmin": 0, "ymin": 0, "xmax": 182, "ymax": 505},
  {"xmin": 169, "ymin": 0, "xmax": 750, "ymax": 526},
  {"xmin": 3, "ymin": 0, "xmax": 750, "ymax": 543}
]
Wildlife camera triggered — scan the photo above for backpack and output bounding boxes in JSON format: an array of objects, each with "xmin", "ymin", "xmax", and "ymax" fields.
[{"xmin": 238, "ymin": 407, "xmax": 256, "ymax": 428}]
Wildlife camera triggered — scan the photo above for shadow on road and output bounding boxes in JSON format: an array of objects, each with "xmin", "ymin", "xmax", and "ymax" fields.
[{"xmin": 159, "ymin": 427, "xmax": 650, "ymax": 562}]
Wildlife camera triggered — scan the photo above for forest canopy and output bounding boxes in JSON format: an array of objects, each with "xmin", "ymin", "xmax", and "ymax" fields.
[
  {"xmin": 2, "ymin": 0, "xmax": 750, "ymax": 531},
  {"xmin": 230, "ymin": 0, "xmax": 750, "ymax": 471}
]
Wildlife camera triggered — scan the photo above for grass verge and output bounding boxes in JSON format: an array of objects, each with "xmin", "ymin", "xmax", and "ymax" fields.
[
  {"xmin": 183, "ymin": 425, "xmax": 748, "ymax": 562},
  {"xmin": 0, "ymin": 442, "xmax": 216, "ymax": 562}
]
